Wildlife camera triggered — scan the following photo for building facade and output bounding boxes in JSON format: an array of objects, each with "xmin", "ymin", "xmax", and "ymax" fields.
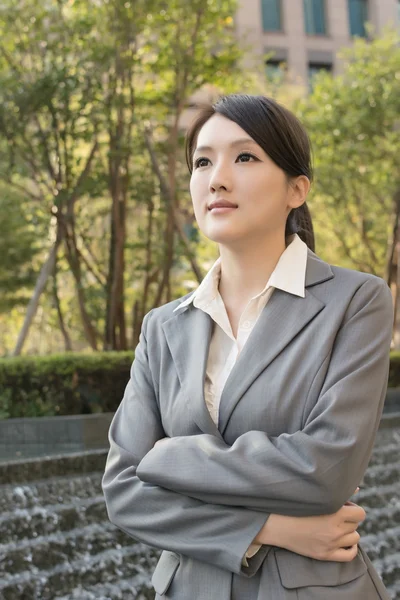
[
  {"xmin": 235, "ymin": 0, "xmax": 400, "ymax": 85},
  {"xmin": 180, "ymin": 0, "xmax": 399, "ymax": 127}
]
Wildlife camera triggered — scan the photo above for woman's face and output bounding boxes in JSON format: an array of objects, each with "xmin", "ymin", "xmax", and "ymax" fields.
[{"xmin": 190, "ymin": 113, "xmax": 306, "ymax": 247}]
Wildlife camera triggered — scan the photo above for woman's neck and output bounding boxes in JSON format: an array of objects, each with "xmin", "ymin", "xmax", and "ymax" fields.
[{"xmin": 218, "ymin": 232, "xmax": 287, "ymax": 308}]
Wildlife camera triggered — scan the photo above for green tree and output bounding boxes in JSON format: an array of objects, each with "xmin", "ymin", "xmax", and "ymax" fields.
[
  {"xmin": 0, "ymin": 0, "xmax": 103, "ymax": 352},
  {"xmin": 298, "ymin": 29, "xmax": 400, "ymax": 341},
  {"xmin": 129, "ymin": 0, "xmax": 245, "ymax": 343},
  {"xmin": 0, "ymin": 0, "xmax": 251, "ymax": 354},
  {"xmin": 0, "ymin": 185, "xmax": 42, "ymax": 311}
]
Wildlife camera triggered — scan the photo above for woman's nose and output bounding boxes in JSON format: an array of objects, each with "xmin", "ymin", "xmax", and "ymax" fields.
[{"xmin": 209, "ymin": 162, "xmax": 232, "ymax": 193}]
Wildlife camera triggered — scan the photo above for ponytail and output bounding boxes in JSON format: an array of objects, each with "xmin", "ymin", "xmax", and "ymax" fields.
[{"xmin": 285, "ymin": 202, "xmax": 315, "ymax": 252}]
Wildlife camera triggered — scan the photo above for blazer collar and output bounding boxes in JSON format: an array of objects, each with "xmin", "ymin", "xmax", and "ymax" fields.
[
  {"xmin": 174, "ymin": 249, "xmax": 334, "ymax": 318},
  {"xmin": 304, "ymin": 249, "xmax": 335, "ymax": 288},
  {"xmin": 162, "ymin": 250, "xmax": 334, "ymax": 437},
  {"xmin": 174, "ymin": 234, "xmax": 310, "ymax": 314}
]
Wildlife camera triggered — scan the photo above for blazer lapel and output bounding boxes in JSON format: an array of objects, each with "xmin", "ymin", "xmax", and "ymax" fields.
[
  {"xmin": 217, "ymin": 288, "xmax": 325, "ymax": 434},
  {"xmin": 218, "ymin": 250, "xmax": 334, "ymax": 435},
  {"xmin": 162, "ymin": 307, "xmax": 224, "ymax": 440}
]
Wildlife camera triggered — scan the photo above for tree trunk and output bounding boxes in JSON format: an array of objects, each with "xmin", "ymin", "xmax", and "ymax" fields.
[
  {"xmin": 393, "ymin": 238, "xmax": 400, "ymax": 350},
  {"xmin": 131, "ymin": 299, "xmax": 140, "ymax": 349},
  {"xmin": 143, "ymin": 127, "xmax": 203, "ymax": 289},
  {"xmin": 52, "ymin": 258, "xmax": 72, "ymax": 352},
  {"xmin": 104, "ymin": 210, "xmax": 116, "ymax": 350},
  {"xmin": 157, "ymin": 208, "xmax": 175, "ymax": 306},
  {"xmin": 153, "ymin": 3, "xmax": 205, "ymax": 303},
  {"xmin": 384, "ymin": 189, "xmax": 400, "ymax": 349},
  {"xmin": 12, "ymin": 241, "xmax": 60, "ymax": 356},
  {"xmin": 141, "ymin": 199, "xmax": 155, "ymax": 318},
  {"xmin": 104, "ymin": 161, "xmax": 128, "ymax": 350},
  {"xmin": 63, "ymin": 219, "xmax": 99, "ymax": 350},
  {"xmin": 385, "ymin": 189, "xmax": 400, "ymax": 287},
  {"xmin": 111, "ymin": 189, "xmax": 127, "ymax": 349},
  {"xmin": 103, "ymin": 46, "xmax": 131, "ymax": 351}
]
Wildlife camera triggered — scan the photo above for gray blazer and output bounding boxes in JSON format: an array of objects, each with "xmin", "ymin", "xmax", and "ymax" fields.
[{"xmin": 102, "ymin": 248, "xmax": 393, "ymax": 600}]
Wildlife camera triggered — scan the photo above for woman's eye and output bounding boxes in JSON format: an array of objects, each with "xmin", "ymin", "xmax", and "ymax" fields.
[
  {"xmin": 194, "ymin": 157, "xmax": 209, "ymax": 168},
  {"xmin": 193, "ymin": 153, "xmax": 257, "ymax": 169},
  {"xmin": 237, "ymin": 152, "xmax": 257, "ymax": 162}
]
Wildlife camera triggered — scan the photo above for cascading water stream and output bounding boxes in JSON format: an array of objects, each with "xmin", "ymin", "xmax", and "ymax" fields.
[{"xmin": 0, "ymin": 419, "xmax": 399, "ymax": 599}]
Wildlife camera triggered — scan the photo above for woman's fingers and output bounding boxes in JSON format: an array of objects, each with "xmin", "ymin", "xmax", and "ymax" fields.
[
  {"xmin": 328, "ymin": 544, "xmax": 359, "ymax": 563},
  {"xmin": 339, "ymin": 530, "xmax": 361, "ymax": 548},
  {"xmin": 338, "ymin": 520, "xmax": 360, "ymax": 535},
  {"xmin": 341, "ymin": 504, "xmax": 366, "ymax": 524}
]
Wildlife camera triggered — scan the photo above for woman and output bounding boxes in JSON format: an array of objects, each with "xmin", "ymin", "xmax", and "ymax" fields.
[{"xmin": 102, "ymin": 94, "xmax": 393, "ymax": 599}]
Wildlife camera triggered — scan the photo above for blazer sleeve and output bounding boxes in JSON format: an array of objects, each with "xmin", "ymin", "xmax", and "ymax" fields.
[
  {"xmin": 101, "ymin": 310, "xmax": 269, "ymax": 577},
  {"xmin": 137, "ymin": 278, "xmax": 393, "ymax": 516}
]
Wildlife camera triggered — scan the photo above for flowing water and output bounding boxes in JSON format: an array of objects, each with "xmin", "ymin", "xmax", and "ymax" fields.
[{"xmin": 0, "ymin": 418, "xmax": 399, "ymax": 599}]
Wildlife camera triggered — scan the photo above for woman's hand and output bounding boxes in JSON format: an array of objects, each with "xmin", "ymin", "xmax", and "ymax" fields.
[{"xmin": 255, "ymin": 495, "xmax": 366, "ymax": 562}]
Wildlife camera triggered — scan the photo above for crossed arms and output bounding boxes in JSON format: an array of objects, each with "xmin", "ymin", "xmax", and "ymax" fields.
[{"xmin": 102, "ymin": 279, "xmax": 393, "ymax": 577}]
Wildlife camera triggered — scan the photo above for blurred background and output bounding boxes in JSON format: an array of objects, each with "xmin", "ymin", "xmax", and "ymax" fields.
[
  {"xmin": 0, "ymin": 1, "xmax": 400, "ymax": 599},
  {"xmin": 0, "ymin": 0, "xmax": 399, "ymax": 360}
]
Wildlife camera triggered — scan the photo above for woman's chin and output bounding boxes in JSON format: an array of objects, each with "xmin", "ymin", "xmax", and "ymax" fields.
[{"xmin": 204, "ymin": 228, "xmax": 247, "ymax": 246}]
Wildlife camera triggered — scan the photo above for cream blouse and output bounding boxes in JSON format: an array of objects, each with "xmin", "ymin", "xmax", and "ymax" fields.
[{"xmin": 174, "ymin": 233, "xmax": 308, "ymax": 563}]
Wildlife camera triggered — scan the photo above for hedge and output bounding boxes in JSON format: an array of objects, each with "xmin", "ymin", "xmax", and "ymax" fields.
[
  {"xmin": 0, "ymin": 352, "xmax": 133, "ymax": 419},
  {"xmin": 1, "ymin": 351, "xmax": 400, "ymax": 419},
  {"xmin": 388, "ymin": 352, "xmax": 400, "ymax": 387}
]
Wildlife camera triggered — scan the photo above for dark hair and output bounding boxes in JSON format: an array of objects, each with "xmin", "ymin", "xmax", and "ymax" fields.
[{"xmin": 185, "ymin": 94, "xmax": 315, "ymax": 251}]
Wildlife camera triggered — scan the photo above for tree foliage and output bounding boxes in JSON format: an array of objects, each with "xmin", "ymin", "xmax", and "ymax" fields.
[
  {"xmin": 298, "ymin": 29, "xmax": 400, "ymax": 278},
  {"xmin": 0, "ymin": 0, "xmax": 248, "ymax": 354},
  {"xmin": 0, "ymin": 185, "xmax": 43, "ymax": 312},
  {"xmin": 1, "ymin": 1, "xmax": 398, "ymax": 354}
]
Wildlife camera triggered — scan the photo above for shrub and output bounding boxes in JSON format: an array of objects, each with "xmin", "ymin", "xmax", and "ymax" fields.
[
  {"xmin": 0, "ymin": 352, "xmax": 133, "ymax": 418},
  {"xmin": 388, "ymin": 352, "xmax": 400, "ymax": 388},
  {"xmin": 0, "ymin": 351, "xmax": 399, "ymax": 419}
]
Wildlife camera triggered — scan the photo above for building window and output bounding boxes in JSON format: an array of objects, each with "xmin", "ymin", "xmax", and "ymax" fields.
[
  {"xmin": 304, "ymin": 0, "xmax": 326, "ymax": 35},
  {"xmin": 261, "ymin": 0, "xmax": 282, "ymax": 31},
  {"xmin": 308, "ymin": 62, "xmax": 332, "ymax": 90},
  {"xmin": 348, "ymin": 0, "xmax": 368, "ymax": 37},
  {"xmin": 265, "ymin": 59, "xmax": 286, "ymax": 82}
]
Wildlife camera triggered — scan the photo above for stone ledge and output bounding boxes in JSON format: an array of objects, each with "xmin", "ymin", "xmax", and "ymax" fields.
[
  {"xmin": 0, "ymin": 412, "xmax": 114, "ymax": 463},
  {"xmin": 1, "ymin": 412, "xmax": 400, "ymax": 486},
  {"xmin": 379, "ymin": 412, "xmax": 400, "ymax": 428},
  {"xmin": 0, "ymin": 449, "xmax": 108, "ymax": 486}
]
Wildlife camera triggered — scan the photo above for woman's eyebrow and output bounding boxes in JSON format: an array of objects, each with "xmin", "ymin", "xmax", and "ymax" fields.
[{"xmin": 194, "ymin": 137, "xmax": 257, "ymax": 154}]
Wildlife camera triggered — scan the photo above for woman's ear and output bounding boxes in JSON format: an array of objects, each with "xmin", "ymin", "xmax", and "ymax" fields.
[{"xmin": 288, "ymin": 175, "xmax": 310, "ymax": 211}]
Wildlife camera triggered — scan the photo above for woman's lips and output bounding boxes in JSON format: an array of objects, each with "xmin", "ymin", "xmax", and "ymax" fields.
[{"xmin": 208, "ymin": 206, "xmax": 237, "ymax": 214}]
